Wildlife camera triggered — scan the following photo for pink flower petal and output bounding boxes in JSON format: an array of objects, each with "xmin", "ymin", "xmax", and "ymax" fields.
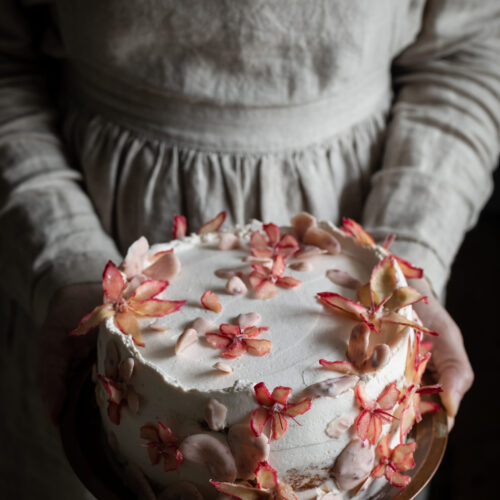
[
  {"xmin": 276, "ymin": 234, "xmax": 300, "ymax": 257},
  {"xmin": 206, "ymin": 333, "xmax": 232, "ymax": 349},
  {"xmin": 237, "ymin": 312, "xmax": 262, "ymax": 329},
  {"xmin": 222, "ymin": 339, "xmax": 247, "ymax": 359},
  {"xmin": 254, "ymin": 382, "xmax": 273, "ymax": 406},
  {"xmin": 157, "ymin": 421, "xmax": 176, "ymax": 445},
  {"xmin": 173, "ymin": 214, "xmax": 187, "ymax": 239},
  {"xmin": 317, "ymin": 292, "xmax": 368, "ymax": 322},
  {"xmin": 122, "ymin": 236, "xmax": 149, "ymax": 278},
  {"xmin": 143, "ymin": 252, "xmax": 181, "ymax": 281},
  {"xmin": 271, "ymin": 413, "xmax": 288, "ymax": 440},
  {"xmin": 255, "ymin": 462, "xmax": 278, "ymax": 490},
  {"xmin": 376, "ymin": 382, "xmax": 400, "ymax": 411},
  {"xmin": 130, "ymin": 279, "xmax": 168, "ymax": 302},
  {"xmin": 225, "ymin": 276, "xmax": 248, "ymax": 295},
  {"xmin": 254, "ymin": 280, "xmax": 278, "ymax": 300},
  {"xmin": 243, "ymin": 339, "xmax": 271, "ymax": 356},
  {"xmin": 219, "ymin": 323, "xmax": 241, "ymax": 337},
  {"xmin": 369, "ymin": 256, "xmax": 397, "ymax": 307},
  {"xmin": 210, "ymin": 480, "xmax": 263, "ymax": 500},
  {"xmin": 218, "ymin": 232, "xmax": 240, "ymax": 250},
  {"xmin": 391, "ymin": 442, "xmax": 417, "ymax": 471},
  {"xmin": 271, "ymin": 254, "xmax": 286, "ymax": 278},
  {"xmin": 250, "ymin": 407, "xmax": 270, "ymax": 437},
  {"xmin": 115, "ymin": 310, "xmax": 144, "ymax": 347},
  {"xmin": 270, "ymin": 386, "xmax": 292, "ymax": 405},
  {"xmin": 129, "ymin": 299, "xmax": 185, "ymax": 317},
  {"xmin": 69, "ymin": 304, "xmax": 114, "ymax": 337},
  {"xmin": 198, "ymin": 211, "xmax": 226, "ymax": 234},
  {"xmin": 276, "ymin": 276, "xmax": 301, "ymax": 288},
  {"xmin": 98, "ymin": 375, "xmax": 123, "ymax": 404},
  {"xmin": 385, "ymin": 467, "xmax": 411, "ymax": 488},
  {"xmin": 290, "ymin": 212, "xmax": 317, "ymax": 240},
  {"xmin": 319, "ymin": 359, "xmax": 358, "ymax": 375},
  {"xmin": 303, "ymin": 226, "xmax": 341, "ymax": 255},
  {"xmin": 103, "ymin": 261, "xmax": 125, "ymax": 303},
  {"xmin": 394, "ymin": 255, "xmax": 423, "ymax": 279},
  {"xmin": 355, "ymin": 382, "xmax": 377, "ymax": 411},
  {"xmin": 263, "ymin": 223, "xmax": 280, "ymax": 246},
  {"xmin": 383, "ymin": 311, "xmax": 439, "ymax": 336},
  {"xmin": 355, "ymin": 410, "xmax": 372, "ymax": 441},
  {"xmin": 384, "ymin": 286, "xmax": 427, "ymax": 312},
  {"xmin": 342, "ymin": 218, "xmax": 375, "ymax": 246},
  {"xmin": 284, "ymin": 399, "xmax": 311, "ymax": 417},
  {"xmin": 201, "ymin": 290, "xmax": 222, "ymax": 313}
]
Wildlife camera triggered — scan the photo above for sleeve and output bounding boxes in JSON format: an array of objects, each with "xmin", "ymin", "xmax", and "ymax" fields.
[
  {"xmin": 0, "ymin": 0, "xmax": 122, "ymax": 324},
  {"xmin": 361, "ymin": 0, "xmax": 500, "ymax": 296}
]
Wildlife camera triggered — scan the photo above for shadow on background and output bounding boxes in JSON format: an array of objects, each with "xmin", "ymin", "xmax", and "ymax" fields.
[{"xmin": 429, "ymin": 167, "xmax": 500, "ymax": 499}]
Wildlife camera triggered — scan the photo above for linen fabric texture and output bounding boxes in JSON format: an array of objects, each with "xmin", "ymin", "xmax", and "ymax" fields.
[{"xmin": 1, "ymin": 1, "xmax": 499, "ymax": 498}]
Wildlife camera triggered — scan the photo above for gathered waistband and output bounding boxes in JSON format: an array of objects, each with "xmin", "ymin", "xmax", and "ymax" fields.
[{"xmin": 67, "ymin": 62, "xmax": 391, "ymax": 153}]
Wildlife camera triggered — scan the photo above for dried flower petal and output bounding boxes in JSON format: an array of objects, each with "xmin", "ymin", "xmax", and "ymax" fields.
[
  {"xmin": 175, "ymin": 328, "xmax": 198, "ymax": 354},
  {"xmin": 225, "ymin": 276, "xmax": 248, "ymax": 295},
  {"xmin": 173, "ymin": 215, "xmax": 187, "ymax": 239},
  {"xmin": 218, "ymin": 232, "xmax": 240, "ymax": 250},
  {"xmin": 199, "ymin": 211, "xmax": 227, "ymax": 234},
  {"xmin": 201, "ymin": 290, "xmax": 223, "ymax": 313},
  {"xmin": 213, "ymin": 362, "xmax": 233, "ymax": 374}
]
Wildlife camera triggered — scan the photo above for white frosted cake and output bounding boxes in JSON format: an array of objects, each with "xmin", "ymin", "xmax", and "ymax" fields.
[{"xmin": 73, "ymin": 213, "xmax": 440, "ymax": 499}]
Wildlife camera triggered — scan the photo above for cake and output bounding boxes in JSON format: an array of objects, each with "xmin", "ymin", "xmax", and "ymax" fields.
[{"xmin": 72, "ymin": 213, "xmax": 441, "ymax": 499}]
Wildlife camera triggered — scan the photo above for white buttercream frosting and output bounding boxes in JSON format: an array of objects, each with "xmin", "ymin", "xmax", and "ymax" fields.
[{"xmin": 96, "ymin": 221, "xmax": 413, "ymax": 499}]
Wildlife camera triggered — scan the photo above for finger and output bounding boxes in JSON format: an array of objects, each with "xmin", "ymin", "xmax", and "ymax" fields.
[{"xmin": 438, "ymin": 361, "xmax": 474, "ymax": 418}]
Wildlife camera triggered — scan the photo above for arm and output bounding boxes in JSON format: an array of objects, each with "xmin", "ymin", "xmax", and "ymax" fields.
[
  {"xmin": 0, "ymin": 0, "xmax": 121, "ymax": 323},
  {"xmin": 0, "ymin": 0, "xmax": 121, "ymax": 420},
  {"xmin": 362, "ymin": 0, "xmax": 500, "ymax": 419}
]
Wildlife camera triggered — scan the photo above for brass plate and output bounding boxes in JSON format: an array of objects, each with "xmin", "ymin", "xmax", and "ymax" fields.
[{"xmin": 61, "ymin": 369, "xmax": 448, "ymax": 499}]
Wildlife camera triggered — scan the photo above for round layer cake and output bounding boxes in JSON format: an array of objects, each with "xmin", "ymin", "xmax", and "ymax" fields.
[{"xmin": 91, "ymin": 215, "xmax": 432, "ymax": 499}]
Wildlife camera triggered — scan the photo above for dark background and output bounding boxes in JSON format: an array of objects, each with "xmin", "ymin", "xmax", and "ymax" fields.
[{"xmin": 429, "ymin": 167, "xmax": 500, "ymax": 499}]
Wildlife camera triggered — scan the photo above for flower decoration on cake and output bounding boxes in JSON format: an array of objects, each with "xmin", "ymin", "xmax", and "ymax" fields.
[
  {"xmin": 206, "ymin": 323, "xmax": 271, "ymax": 358},
  {"xmin": 140, "ymin": 421, "xmax": 183, "ymax": 472},
  {"xmin": 97, "ymin": 356, "xmax": 138, "ymax": 425},
  {"xmin": 250, "ymin": 383, "xmax": 312, "ymax": 441},
  {"xmin": 371, "ymin": 434, "xmax": 416, "ymax": 488},
  {"xmin": 201, "ymin": 290, "xmax": 223, "ymax": 313},
  {"xmin": 317, "ymin": 256, "xmax": 438, "ymax": 337},
  {"xmin": 121, "ymin": 236, "xmax": 180, "ymax": 283},
  {"xmin": 354, "ymin": 381, "xmax": 400, "ymax": 445},
  {"xmin": 173, "ymin": 211, "xmax": 226, "ymax": 239},
  {"xmin": 290, "ymin": 213, "xmax": 341, "ymax": 255},
  {"xmin": 210, "ymin": 461, "xmax": 298, "ymax": 500},
  {"xmin": 319, "ymin": 323, "xmax": 391, "ymax": 376},
  {"xmin": 398, "ymin": 335, "xmax": 442, "ymax": 442},
  {"xmin": 250, "ymin": 223, "xmax": 300, "ymax": 260},
  {"xmin": 341, "ymin": 218, "xmax": 423, "ymax": 279},
  {"xmin": 249, "ymin": 255, "xmax": 301, "ymax": 300},
  {"xmin": 70, "ymin": 261, "xmax": 185, "ymax": 347}
]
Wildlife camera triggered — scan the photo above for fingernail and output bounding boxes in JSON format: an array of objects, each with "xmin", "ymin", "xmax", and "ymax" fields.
[
  {"xmin": 445, "ymin": 389, "xmax": 461, "ymax": 417},
  {"xmin": 447, "ymin": 416, "xmax": 455, "ymax": 432}
]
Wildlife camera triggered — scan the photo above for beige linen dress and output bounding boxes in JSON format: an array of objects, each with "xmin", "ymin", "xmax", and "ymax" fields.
[{"xmin": 1, "ymin": 1, "xmax": 499, "ymax": 498}]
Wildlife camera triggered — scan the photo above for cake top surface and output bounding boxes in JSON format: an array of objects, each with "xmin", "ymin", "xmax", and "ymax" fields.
[{"xmin": 104, "ymin": 220, "xmax": 404, "ymax": 396}]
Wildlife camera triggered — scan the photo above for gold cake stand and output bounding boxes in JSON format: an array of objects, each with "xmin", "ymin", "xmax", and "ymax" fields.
[{"xmin": 61, "ymin": 368, "xmax": 448, "ymax": 500}]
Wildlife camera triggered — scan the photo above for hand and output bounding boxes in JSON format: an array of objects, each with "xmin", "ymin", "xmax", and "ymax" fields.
[
  {"xmin": 409, "ymin": 278, "xmax": 474, "ymax": 429},
  {"xmin": 37, "ymin": 283, "xmax": 102, "ymax": 424}
]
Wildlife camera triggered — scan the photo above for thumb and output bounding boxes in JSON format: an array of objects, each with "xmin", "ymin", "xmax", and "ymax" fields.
[
  {"xmin": 431, "ymin": 326, "xmax": 474, "ymax": 419},
  {"xmin": 438, "ymin": 364, "xmax": 472, "ymax": 419}
]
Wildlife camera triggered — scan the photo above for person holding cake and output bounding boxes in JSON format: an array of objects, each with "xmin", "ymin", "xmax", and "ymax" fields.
[{"xmin": 0, "ymin": 0, "xmax": 498, "ymax": 498}]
